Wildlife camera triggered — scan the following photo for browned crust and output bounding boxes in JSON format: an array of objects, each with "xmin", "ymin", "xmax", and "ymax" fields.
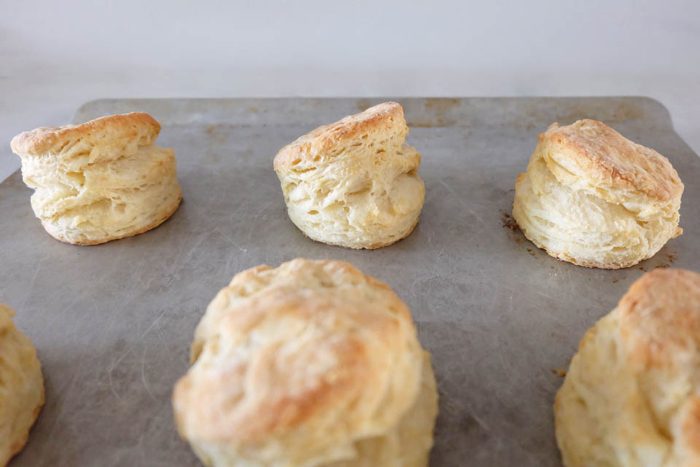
[
  {"xmin": 173, "ymin": 258, "xmax": 420, "ymax": 444},
  {"xmin": 41, "ymin": 191, "xmax": 182, "ymax": 246},
  {"xmin": 273, "ymin": 102, "xmax": 405, "ymax": 171},
  {"xmin": 681, "ymin": 398, "xmax": 700, "ymax": 458},
  {"xmin": 11, "ymin": 113, "xmax": 161, "ymax": 156},
  {"xmin": 619, "ymin": 269, "xmax": 700, "ymax": 456},
  {"xmin": 542, "ymin": 119, "xmax": 683, "ymax": 202},
  {"xmin": 618, "ymin": 268, "xmax": 700, "ymax": 366}
]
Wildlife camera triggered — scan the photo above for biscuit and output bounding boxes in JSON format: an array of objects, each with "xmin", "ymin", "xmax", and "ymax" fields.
[
  {"xmin": 173, "ymin": 259, "xmax": 438, "ymax": 466},
  {"xmin": 513, "ymin": 119, "xmax": 683, "ymax": 269},
  {"xmin": 274, "ymin": 102, "xmax": 425, "ymax": 249},
  {"xmin": 11, "ymin": 113, "xmax": 182, "ymax": 245},
  {"xmin": 0, "ymin": 304, "xmax": 44, "ymax": 466},
  {"xmin": 555, "ymin": 269, "xmax": 700, "ymax": 466}
]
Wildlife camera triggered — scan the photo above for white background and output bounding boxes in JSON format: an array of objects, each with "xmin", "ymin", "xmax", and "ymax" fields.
[{"xmin": 2, "ymin": 0, "xmax": 699, "ymax": 180}]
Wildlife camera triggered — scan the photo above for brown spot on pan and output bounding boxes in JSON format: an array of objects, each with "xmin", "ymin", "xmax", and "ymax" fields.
[
  {"xmin": 407, "ymin": 98, "xmax": 462, "ymax": 128},
  {"xmin": 609, "ymin": 101, "xmax": 646, "ymax": 123},
  {"xmin": 425, "ymin": 98, "xmax": 461, "ymax": 112},
  {"xmin": 501, "ymin": 211, "xmax": 519, "ymax": 232},
  {"xmin": 205, "ymin": 124, "xmax": 229, "ymax": 143}
]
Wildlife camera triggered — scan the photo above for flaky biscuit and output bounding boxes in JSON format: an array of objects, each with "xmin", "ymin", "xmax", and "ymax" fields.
[
  {"xmin": 173, "ymin": 259, "xmax": 438, "ymax": 467},
  {"xmin": 513, "ymin": 119, "xmax": 683, "ymax": 269},
  {"xmin": 0, "ymin": 304, "xmax": 44, "ymax": 467},
  {"xmin": 274, "ymin": 102, "xmax": 425, "ymax": 249},
  {"xmin": 555, "ymin": 269, "xmax": 700, "ymax": 466},
  {"xmin": 11, "ymin": 113, "xmax": 182, "ymax": 245}
]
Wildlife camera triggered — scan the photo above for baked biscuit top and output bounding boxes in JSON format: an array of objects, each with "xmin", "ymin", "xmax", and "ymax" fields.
[
  {"xmin": 174, "ymin": 259, "xmax": 423, "ymax": 444},
  {"xmin": 11, "ymin": 112, "xmax": 161, "ymax": 156},
  {"xmin": 273, "ymin": 102, "xmax": 407, "ymax": 171},
  {"xmin": 619, "ymin": 269, "xmax": 700, "ymax": 368},
  {"xmin": 539, "ymin": 119, "xmax": 683, "ymax": 202}
]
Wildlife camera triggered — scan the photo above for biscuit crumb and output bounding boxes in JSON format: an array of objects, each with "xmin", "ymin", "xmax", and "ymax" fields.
[
  {"xmin": 501, "ymin": 211, "xmax": 519, "ymax": 232},
  {"xmin": 551, "ymin": 369, "xmax": 566, "ymax": 377}
]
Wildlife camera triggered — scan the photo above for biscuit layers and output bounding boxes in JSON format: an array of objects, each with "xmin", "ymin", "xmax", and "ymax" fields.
[
  {"xmin": 11, "ymin": 113, "xmax": 182, "ymax": 245},
  {"xmin": 274, "ymin": 102, "xmax": 425, "ymax": 249},
  {"xmin": 513, "ymin": 119, "xmax": 683, "ymax": 269}
]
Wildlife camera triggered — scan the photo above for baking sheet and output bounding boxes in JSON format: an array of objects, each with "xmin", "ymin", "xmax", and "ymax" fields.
[{"xmin": 2, "ymin": 97, "xmax": 699, "ymax": 466}]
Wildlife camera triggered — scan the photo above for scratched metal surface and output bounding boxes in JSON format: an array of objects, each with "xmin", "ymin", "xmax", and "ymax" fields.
[{"xmin": 2, "ymin": 97, "xmax": 700, "ymax": 466}]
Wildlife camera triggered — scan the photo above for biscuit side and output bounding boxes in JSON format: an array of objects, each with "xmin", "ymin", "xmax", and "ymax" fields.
[
  {"xmin": 0, "ymin": 304, "xmax": 44, "ymax": 466},
  {"xmin": 555, "ymin": 269, "xmax": 700, "ymax": 466}
]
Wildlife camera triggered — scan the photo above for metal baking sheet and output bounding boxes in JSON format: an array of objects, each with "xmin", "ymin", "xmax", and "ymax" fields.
[{"xmin": 2, "ymin": 97, "xmax": 699, "ymax": 466}]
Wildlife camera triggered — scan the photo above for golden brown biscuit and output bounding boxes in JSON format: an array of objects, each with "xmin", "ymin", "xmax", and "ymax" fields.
[
  {"xmin": 555, "ymin": 269, "xmax": 700, "ymax": 466},
  {"xmin": 11, "ymin": 113, "xmax": 182, "ymax": 245},
  {"xmin": 513, "ymin": 119, "xmax": 683, "ymax": 269},
  {"xmin": 0, "ymin": 304, "xmax": 44, "ymax": 466},
  {"xmin": 274, "ymin": 102, "xmax": 425, "ymax": 249},
  {"xmin": 173, "ymin": 259, "xmax": 438, "ymax": 466}
]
